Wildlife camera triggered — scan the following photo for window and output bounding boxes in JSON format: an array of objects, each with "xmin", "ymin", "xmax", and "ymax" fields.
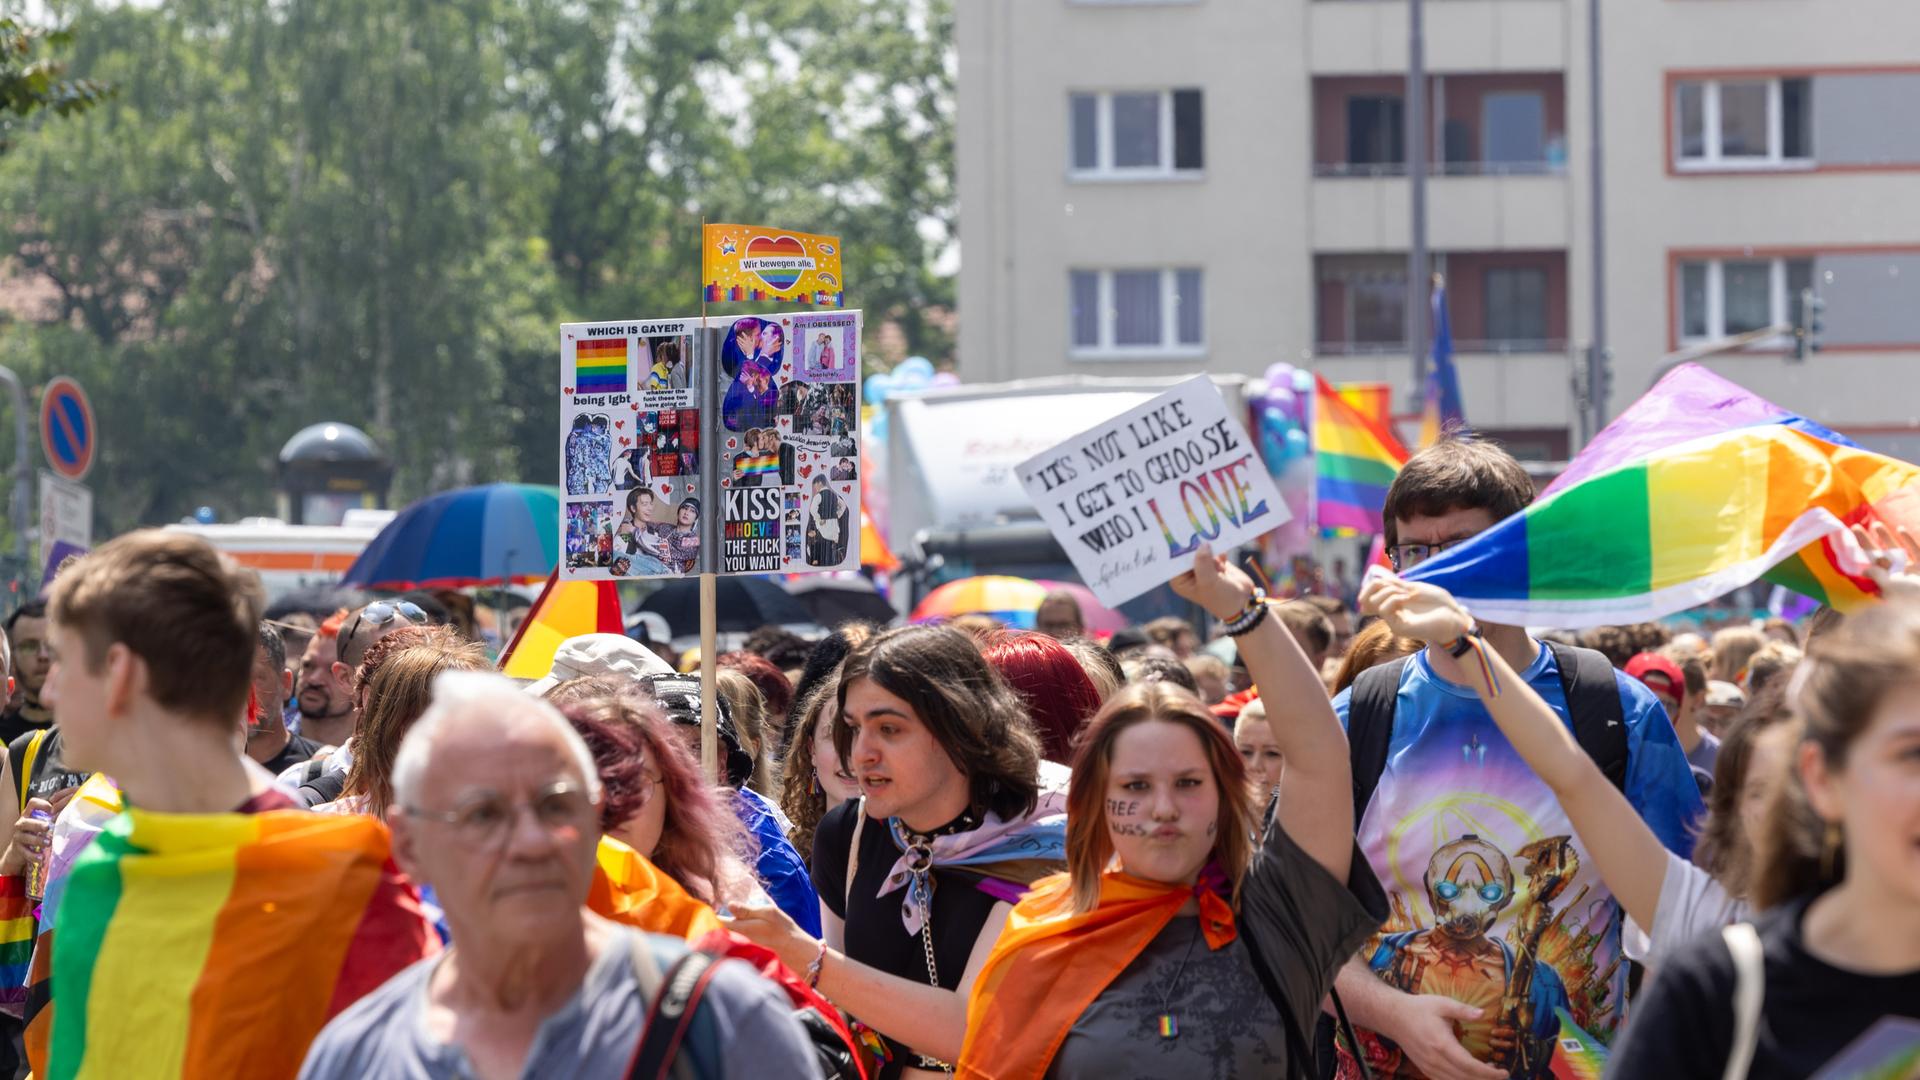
[
  {"xmin": 1068, "ymin": 90, "xmax": 1204, "ymax": 178},
  {"xmin": 1347, "ymin": 96, "xmax": 1404, "ymax": 168},
  {"xmin": 1069, "ymin": 269, "xmax": 1205, "ymax": 357},
  {"xmin": 1673, "ymin": 77, "xmax": 1813, "ymax": 169},
  {"xmin": 1351, "ymin": 280, "xmax": 1407, "ymax": 345},
  {"xmin": 1677, "ymin": 257, "xmax": 1815, "ymax": 343},
  {"xmin": 1482, "ymin": 92, "xmax": 1546, "ymax": 167},
  {"xmin": 1485, "ymin": 268, "xmax": 1548, "ymax": 346}
]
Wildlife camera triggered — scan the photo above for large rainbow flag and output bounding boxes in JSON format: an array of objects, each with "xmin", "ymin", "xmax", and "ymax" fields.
[
  {"xmin": 45, "ymin": 808, "xmax": 437, "ymax": 1079},
  {"xmin": 1315, "ymin": 373, "xmax": 1411, "ymax": 535},
  {"xmin": 1402, "ymin": 364, "xmax": 1920, "ymax": 627},
  {"xmin": 573, "ymin": 336, "xmax": 628, "ymax": 394},
  {"xmin": 499, "ymin": 569, "xmax": 625, "ymax": 680}
]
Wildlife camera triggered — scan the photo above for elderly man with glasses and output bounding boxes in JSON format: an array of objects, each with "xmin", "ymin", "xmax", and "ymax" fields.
[{"xmin": 301, "ymin": 671, "xmax": 822, "ymax": 1080}]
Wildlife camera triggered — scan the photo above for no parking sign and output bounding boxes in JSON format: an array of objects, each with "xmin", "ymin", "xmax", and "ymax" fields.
[{"xmin": 40, "ymin": 376, "xmax": 95, "ymax": 482}]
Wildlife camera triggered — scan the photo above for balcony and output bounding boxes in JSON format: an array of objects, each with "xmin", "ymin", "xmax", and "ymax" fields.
[
  {"xmin": 1314, "ymin": 249, "xmax": 1569, "ymax": 356},
  {"xmin": 1307, "ymin": 0, "xmax": 1569, "ymax": 75}
]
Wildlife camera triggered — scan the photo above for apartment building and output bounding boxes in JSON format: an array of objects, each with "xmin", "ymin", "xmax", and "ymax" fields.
[{"xmin": 956, "ymin": 0, "xmax": 1920, "ymax": 462}]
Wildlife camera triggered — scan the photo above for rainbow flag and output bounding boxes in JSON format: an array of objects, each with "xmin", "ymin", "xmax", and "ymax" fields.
[
  {"xmin": 46, "ymin": 808, "xmax": 437, "ymax": 1079},
  {"xmin": 1402, "ymin": 363, "xmax": 1920, "ymax": 627},
  {"xmin": 573, "ymin": 337, "xmax": 628, "ymax": 394},
  {"xmin": 737, "ymin": 451, "xmax": 780, "ymax": 478},
  {"xmin": 0, "ymin": 875, "xmax": 31, "ymax": 1014},
  {"xmin": 586, "ymin": 836, "xmax": 724, "ymax": 941},
  {"xmin": 1315, "ymin": 373, "xmax": 1410, "ymax": 535},
  {"xmin": 1548, "ymin": 1008, "xmax": 1607, "ymax": 1079},
  {"xmin": 499, "ymin": 569, "xmax": 625, "ymax": 680}
]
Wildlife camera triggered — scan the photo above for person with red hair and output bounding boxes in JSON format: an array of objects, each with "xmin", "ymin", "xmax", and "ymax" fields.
[
  {"xmin": 982, "ymin": 630, "xmax": 1104, "ymax": 765},
  {"xmin": 720, "ymin": 649, "xmax": 795, "ymax": 726}
]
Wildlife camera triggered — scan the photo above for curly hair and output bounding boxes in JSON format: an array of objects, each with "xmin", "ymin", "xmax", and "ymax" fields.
[
  {"xmin": 834, "ymin": 624, "xmax": 1043, "ymax": 822},
  {"xmin": 344, "ymin": 626, "xmax": 490, "ymax": 817},
  {"xmin": 981, "ymin": 630, "xmax": 1103, "ymax": 766},
  {"xmin": 780, "ymin": 672, "xmax": 844, "ymax": 868},
  {"xmin": 549, "ymin": 678, "xmax": 756, "ymax": 908}
]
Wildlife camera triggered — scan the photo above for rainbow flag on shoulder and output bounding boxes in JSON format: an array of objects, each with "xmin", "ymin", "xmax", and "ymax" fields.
[
  {"xmin": 1315, "ymin": 373, "xmax": 1410, "ymax": 535},
  {"xmin": 44, "ymin": 807, "xmax": 438, "ymax": 1079},
  {"xmin": 1402, "ymin": 363, "xmax": 1920, "ymax": 627}
]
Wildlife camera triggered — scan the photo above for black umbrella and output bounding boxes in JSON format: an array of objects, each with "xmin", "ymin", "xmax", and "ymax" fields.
[
  {"xmin": 784, "ymin": 574, "xmax": 898, "ymax": 629},
  {"xmin": 637, "ymin": 576, "xmax": 813, "ymax": 640}
]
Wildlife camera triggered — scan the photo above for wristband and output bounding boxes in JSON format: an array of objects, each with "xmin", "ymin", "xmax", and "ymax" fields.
[
  {"xmin": 1224, "ymin": 603, "xmax": 1270, "ymax": 639},
  {"xmin": 805, "ymin": 939, "xmax": 828, "ymax": 989},
  {"xmin": 1444, "ymin": 625, "xmax": 1483, "ymax": 658}
]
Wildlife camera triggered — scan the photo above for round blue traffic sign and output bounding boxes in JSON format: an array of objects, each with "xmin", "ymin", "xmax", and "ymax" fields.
[{"xmin": 41, "ymin": 377, "xmax": 95, "ymax": 481}]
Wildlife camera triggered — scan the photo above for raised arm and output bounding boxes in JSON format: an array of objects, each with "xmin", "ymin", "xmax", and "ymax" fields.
[
  {"xmin": 1359, "ymin": 572, "xmax": 1669, "ymax": 936},
  {"xmin": 1171, "ymin": 545, "xmax": 1352, "ymax": 880}
]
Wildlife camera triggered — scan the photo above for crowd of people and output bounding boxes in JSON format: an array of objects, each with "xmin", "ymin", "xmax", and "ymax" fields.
[{"xmin": 0, "ymin": 434, "xmax": 1908, "ymax": 1078}]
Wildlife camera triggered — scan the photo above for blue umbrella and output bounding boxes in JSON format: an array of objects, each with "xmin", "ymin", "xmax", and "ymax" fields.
[{"xmin": 341, "ymin": 483, "xmax": 560, "ymax": 591}]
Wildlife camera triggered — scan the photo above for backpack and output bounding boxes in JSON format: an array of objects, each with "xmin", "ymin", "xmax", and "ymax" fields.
[
  {"xmin": 1344, "ymin": 640, "xmax": 1629, "ymax": 828},
  {"xmin": 625, "ymin": 929, "xmax": 866, "ymax": 1080},
  {"xmin": 295, "ymin": 768, "xmax": 349, "ymax": 809}
]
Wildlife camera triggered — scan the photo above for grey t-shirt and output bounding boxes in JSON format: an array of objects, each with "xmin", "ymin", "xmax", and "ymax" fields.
[
  {"xmin": 299, "ymin": 926, "xmax": 823, "ymax": 1080},
  {"xmin": 1048, "ymin": 824, "xmax": 1383, "ymax": 1079},
  {"xmin": 1687, "ymin": 730, "xmax": 1721, "ymax": 785}
]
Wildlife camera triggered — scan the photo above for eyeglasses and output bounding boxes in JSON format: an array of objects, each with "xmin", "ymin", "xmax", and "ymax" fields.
[
  {"xmin": 338, "ymin": 601, "xmax": 428, "ymax": 665},
  {"xmin": 1389, "ymin": 537, "xmax": 1474, "ymax": 571},
  {"xmin": 404, "ymin": 780, "xmax": 596, "ymax": 849}
]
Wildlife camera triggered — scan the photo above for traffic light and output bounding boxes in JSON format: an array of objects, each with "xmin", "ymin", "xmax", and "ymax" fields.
[{"xmin": 1794, "ymin": 288, "xmax": 1826, "ymax": 362}]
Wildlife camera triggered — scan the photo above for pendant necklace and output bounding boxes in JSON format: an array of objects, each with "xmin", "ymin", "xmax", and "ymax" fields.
[{"xmin": 1153, "ymin": 919, "xmax": 1203, "ymax": 1040}]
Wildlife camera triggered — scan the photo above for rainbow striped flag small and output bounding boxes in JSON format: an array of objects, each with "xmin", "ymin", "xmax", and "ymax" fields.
[
  {"xmin": 1314, "ymin": 373, "xmax": 1410, "ymax": 536},
  {"xmin": 46, "ymin": 808, "xmax": 437, "ymax": 1079},
  {"xmin": 0, "ymin": 875, "xmax": 32, "ymax": 1015},
  {"xmin": 499, "ymin": 569, "xmax": 625, "ymax": 680},
  {"xmin": 1547, "ymin": 1008, "xmax": 1608, "ymax": 1079},
  {"xmin": 737, "ymin": 452, "xmax": 780, "ymax": 478},
  {"xmin": 573, "ymin": 337, "xmax": 628, "ymax": 394}
]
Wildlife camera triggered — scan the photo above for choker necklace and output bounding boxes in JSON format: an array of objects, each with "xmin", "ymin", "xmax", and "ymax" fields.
[{"xmin": 1153, "ymin": 919, "xmax": 1203, "ymax": 1040}]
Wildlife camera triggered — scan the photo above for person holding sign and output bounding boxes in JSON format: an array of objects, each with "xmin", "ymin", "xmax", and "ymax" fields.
[{"xmin": 955, "ymin": 546, "xmax": 1383, "ymax": 1079}]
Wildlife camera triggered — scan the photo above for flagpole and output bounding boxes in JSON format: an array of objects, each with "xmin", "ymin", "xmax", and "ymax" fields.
[{"xmin": 698, "ymin": 216, "xmax": 720, "ymax": 783}]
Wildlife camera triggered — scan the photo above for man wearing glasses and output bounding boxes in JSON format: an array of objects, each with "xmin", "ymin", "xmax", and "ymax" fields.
[
  {"xmin": 280, "ymin": 599, "xmax": 434, "ymax": 804},
  {"xmin": 302, "ymin": 672, "xmax": 822, "ymax": 1079},
  {"xmin": 1325, "ymin": 437, "xmax": 1703, "ymax": 1080}
]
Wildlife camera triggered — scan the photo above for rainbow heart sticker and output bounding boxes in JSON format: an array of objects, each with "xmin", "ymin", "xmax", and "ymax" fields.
[{"xmin": 741, "ymin": 234, "xmax": 814, "ymax": 293}]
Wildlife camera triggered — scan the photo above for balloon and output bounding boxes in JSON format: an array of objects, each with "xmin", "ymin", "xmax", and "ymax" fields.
[
  {"xmin": 895, "ymin": 356, "xmax": 936, "ymax": 383},
  {"xmin": 931, "ymin": 371, "xmax": 961, "ymax": 387},
  {"xmin": 892, "ymin": 366, "xmax": 932, "ymax": 391},
  {"xmin": 1285, "ymin": 428, "xmax": 1309, "ymax": 457},
  {"xmin": 1265, "ymin": 387, "xmax": 1296, "ymax": 415},
  {"xmin": 1291, "ymin": 369, "xmax": 1315, "ymax": 394},
  {"xmin": 868, "ymin": 412, "xmax": 889, "ymax": 444},
  {"xmin": 864, "ymin": 373, "xmax": 896, "ymax": 405},
  {"xmin": 194, "ymin": 506, "xmax": 217, "ymax": 525}
]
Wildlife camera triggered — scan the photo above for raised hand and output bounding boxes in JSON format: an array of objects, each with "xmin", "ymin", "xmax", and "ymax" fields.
[
  {"xmin": 1359, "ymin": 571, "xmax": 1475, "ymax": 646},
  {"xmin": 1851, "ymin": 521, "xmax": 1920, "ymax": 603},
  {"xmin": 1168, "ymin": 543, "xmax": 1259, "ymax": 623}
]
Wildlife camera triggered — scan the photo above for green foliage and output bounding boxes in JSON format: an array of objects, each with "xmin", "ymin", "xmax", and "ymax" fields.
[
  {"xmin": 0, "ymin": 16, "xmax": 113, "ymax": 153},
  {"xmin": 0, "ymin": 0, "xmax": 954, "ymax": 534}
]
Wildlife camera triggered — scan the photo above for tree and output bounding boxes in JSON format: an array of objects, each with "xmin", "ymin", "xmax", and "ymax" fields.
[{"xmin": 0, "ymin": 15, "xmax": 112, "ymax": 153}]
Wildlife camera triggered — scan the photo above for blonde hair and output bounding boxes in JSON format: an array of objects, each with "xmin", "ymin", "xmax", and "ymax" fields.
[{"xmin": 715, "ymin": 668, "xmax": 780, "ymax": 798}]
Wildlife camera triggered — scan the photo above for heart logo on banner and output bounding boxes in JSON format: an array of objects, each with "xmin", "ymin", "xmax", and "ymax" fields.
[
  {"xmin": 840, "ymin": 485, "xmax": 851, "ymax": 495},
  {"xmin": 727, "ymin": 438, "xmax": 738, "ymax": 449},
  {"xmin": 685, "ymin": 482, "xmax": 694, "ymax": 493},
  {"xmin": 743, "ymin": 234, "xmax": 808, "ymax": 292},
  {"xmin": 619, "ymin": 437, "xmax": 631, "ymax": 447},
  {"xmin": 659, "ymin": 482, "xmax": 672, "ymax": 496},
  {"xmin": 630, "ymin": 403, "xmax": 641, "ymax": 412},
  {"xmin": 614, "ymin": 420, "xmax": 624, "ymax": 429},
  {"xmin": 799, "ymin": 465, "xmax": 813, "ymax": 479},
  {"xmin": 563, "ymin": 386, "xmax": 574, "ymax": 395},
  {"xmin": 721, "ymin": 478, "xmax": 732, "ymax": 487}
]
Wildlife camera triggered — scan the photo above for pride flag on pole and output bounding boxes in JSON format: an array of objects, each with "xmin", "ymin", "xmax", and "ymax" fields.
[
  {"xmin": 1402, "ymin": 363, "xmax": 1920, "ymax": 627},
  {"xmin": 499, "ymin": 569, "xmax": 625, "ymax": 680},
  {"xmin": 702, "ymin": 224, "xmax": 844, "ymax": 307},
  {"xmin": 1315, "ymin": 374, "xmax": 1410, "ymax": 536},
  {"xmin": 1418, "ymin": 279, "xmax": 1465, "ymax": 449}
]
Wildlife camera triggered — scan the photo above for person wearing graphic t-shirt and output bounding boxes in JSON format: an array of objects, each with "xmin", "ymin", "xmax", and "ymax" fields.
[
  {"xmin": 1328, "ymin": 439, "xmax": 1704, "ymax": 1080},
  {"xmin": 1610, "ymin": 590, "xmax": 1920, "ymax": 1078}
]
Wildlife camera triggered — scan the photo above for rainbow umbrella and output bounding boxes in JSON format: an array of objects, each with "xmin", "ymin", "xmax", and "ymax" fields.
[
  {"xmin": 342, "ymin": 483, "xmax": 559, "ymax": 591},
  {"xmin": 910, "ymin": 576, "xmax": 1127, "ymax": 634}
]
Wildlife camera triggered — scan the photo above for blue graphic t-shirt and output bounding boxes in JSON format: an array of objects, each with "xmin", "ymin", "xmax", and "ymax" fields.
[{"xmin": 1331, "ymin": 643, "xmax": 1704, "ymax": 1079}]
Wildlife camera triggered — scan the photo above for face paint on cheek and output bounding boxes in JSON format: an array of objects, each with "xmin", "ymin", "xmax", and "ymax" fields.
[
  {"xmin": 1110, "ymin": 823, "xmax": 1151, "ymax": 837},
  {"xmin": 1108, "ymin": 797, "xmax": 1147, "ymax": 837}
]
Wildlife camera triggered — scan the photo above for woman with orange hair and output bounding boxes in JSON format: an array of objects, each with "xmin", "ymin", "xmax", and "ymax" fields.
[{"xmin": 957, "ymin": 547, "xmax": 1383, "ymax": 1079}]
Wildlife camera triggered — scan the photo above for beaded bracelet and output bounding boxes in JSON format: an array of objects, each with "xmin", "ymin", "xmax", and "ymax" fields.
[
  {"xmin": 1224, "ymin": 601, "xmax": 1270, "ymax": 638},
  {"xmin": 805, "ymin": 939, "xmax": 828, "ymax": 989}
]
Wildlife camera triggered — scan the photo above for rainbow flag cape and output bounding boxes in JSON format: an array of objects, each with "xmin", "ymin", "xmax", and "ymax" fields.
[
  {"xmin": 46, "ymin": 807, "xmax": 437, "ymax": 1080},
  {"xmin": 498, "ymin": 569, "xmax": 624, "ymax": 680},
  {"xmin": 585, "ymin": 836, "xmax": 725, "ymax": 941},
  {"xmin": 0, "ymin": 875, "xmax": 31, "ymax": 1015},
  {"xmin": 1403, "ymin": 364, "xmax": 1920, "ymax": 627},
  {"xmin": 573, "ymin": 336, "xmax": 628, "ymax": 394},
  {"xmin": 1315, "ymin": 373, "xmax": 1410, "ymax": 535}
]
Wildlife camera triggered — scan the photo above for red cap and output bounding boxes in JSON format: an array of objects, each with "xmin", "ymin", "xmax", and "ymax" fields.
[
  {"xmin": 1212, "ymin": 688, "xmax": 1259, "ymax": 721},
  {"xmin": 1625, "ymin": 652, "xmax": 1684, "ymax": 708}
]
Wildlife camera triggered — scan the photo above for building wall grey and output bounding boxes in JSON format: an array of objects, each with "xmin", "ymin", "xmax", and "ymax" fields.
[
  {"xmin": 1813, "ymin": 73, "xmax": 1920, "ymax": 166},
  {"xmin": 1818, "ymin": 253, "xmax": 1920, "ymax": 345}
]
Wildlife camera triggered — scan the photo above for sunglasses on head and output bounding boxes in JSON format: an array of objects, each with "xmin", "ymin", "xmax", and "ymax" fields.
[{"xmin": 340, "ymin": 601, "xmax": 428, "ymax": 663}]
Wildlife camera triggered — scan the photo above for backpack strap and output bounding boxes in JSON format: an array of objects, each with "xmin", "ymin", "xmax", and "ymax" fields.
[
  {"xmin": 1720, "ymin": 922, "xmax": 1765, "ymax": 1080},
  {"xmin": 1544, "ymin": 642, "xmax": 1629, "ymax": 793},
  {"xmin": 1346, "ymin": 657, "xmax": 1411, "ymax": 827},
  {"xmin": 296, "ymin": 769, "xmax": 349, "ymax": 809},
  {"xmin": 626, "ymin": 946, "xmax": 724, "ymax": 1080},
  {"xmin": 16, "ymin": 729, "xmax": 48, "ymax": 809}
]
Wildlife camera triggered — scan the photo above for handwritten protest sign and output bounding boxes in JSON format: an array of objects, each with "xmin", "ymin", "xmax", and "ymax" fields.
[{"xmin": 1018, "ymin": 376, "xmax": 1288, "ymax": 608}]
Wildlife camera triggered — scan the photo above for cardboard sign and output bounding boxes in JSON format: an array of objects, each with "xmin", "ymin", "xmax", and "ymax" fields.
[{"xmin": 1018, "ymin": 376, "xmax": 1288, "ymax": 608}]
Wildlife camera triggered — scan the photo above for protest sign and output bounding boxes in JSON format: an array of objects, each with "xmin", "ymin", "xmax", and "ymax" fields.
[
  {"xmin": 703, "ymin": 224, "xmax": 844, "ymax": 307},
  {"xmin": 558, "ymin": 311, "xmax": 862, "ymax": 582},
  {"xmin": 1018, "ymin": 376, "xmax": 1288, "ymax": 608}
]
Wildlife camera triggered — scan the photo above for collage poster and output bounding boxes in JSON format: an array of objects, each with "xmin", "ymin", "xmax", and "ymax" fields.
[
  {"xmin": 711, "ymin": 310, "xmax": 863, "ymax": 576},
  {"xmin": 557, "ymin": 310, "xmax": 862, "ymax": 581}
]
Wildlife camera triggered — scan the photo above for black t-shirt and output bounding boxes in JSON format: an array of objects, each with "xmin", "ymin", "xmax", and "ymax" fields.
[
  {"xmin": 811, "ymin": 800, "xmax": 1005, "ymax": 1078},
  {"xmin": 259, "ymin": 733, "xmax": 323, "ymax": 778},
  {"xmin": 7, "ymin": 728, "xmax": 87, "ymax": 812},
  {"xmin": 0, "ymin": 708, "xmax": 48, "ymax": 751},
  {"xmin": 1609, "ymin": 892, "xmax": 1920, "ymax": 1078}
]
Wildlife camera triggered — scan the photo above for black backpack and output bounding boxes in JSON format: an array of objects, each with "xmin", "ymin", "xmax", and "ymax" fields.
[{"xmin": 1344, "ymin": 640, "xmax": 1629, "ymax": 827}]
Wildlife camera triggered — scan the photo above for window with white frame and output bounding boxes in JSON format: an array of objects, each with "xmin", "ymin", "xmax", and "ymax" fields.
[
  {"xmin": 1069, "ymin": 269, "xmax": 1205, "ymax": 356},
  {"xmin": 1674, "ymin": 77, "xmax": 1812, "ymax": 169},
  {"xmin": 1678, "ymin": 256, "xmax": 1814, "ymax": 343},
  {"xmin": 1068, "ymin": 90, "xmax": 1204, "ymax": 178}
]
